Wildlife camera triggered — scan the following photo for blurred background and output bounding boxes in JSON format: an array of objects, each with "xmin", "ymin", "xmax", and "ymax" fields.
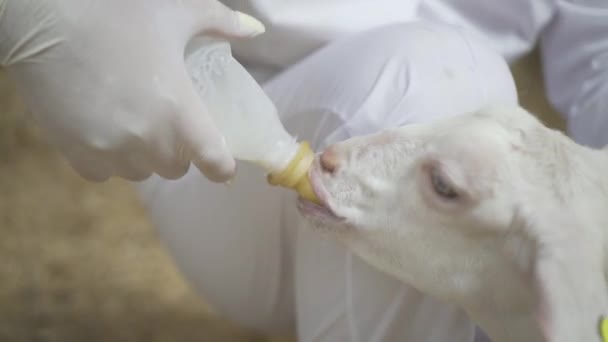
[{"xmin": 0, "ymin": 48, "xmax": 563, "ymax": 342}]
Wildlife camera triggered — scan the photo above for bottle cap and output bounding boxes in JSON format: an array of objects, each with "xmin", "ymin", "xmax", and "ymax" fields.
[{"xmin": 267, "ymin": 141, "xmax": 320, "ymax": 204}]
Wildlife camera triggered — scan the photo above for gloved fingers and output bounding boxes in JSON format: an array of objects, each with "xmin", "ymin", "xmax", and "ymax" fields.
[
  {"xmin": 115, "ymin": 165, "xmax": 153, "ymax": 182},
  {"xmin": 62, "ymin": 135, "xmax": 188, "ymax": 182},
  {"xmin": 126, "ymin": 129, "xmax": 191, "ymax": 180},
  {"xmin": 188, "ymin": 1, "xmax": 265, "ymax": 39},
  {"xmin": 184, "ymin": 118, "xmax": 236, "ymax": 183},
  {"xmin": 175, "ymin": 75, "xmax": 236, "ymax": 183},
  {"xmin": 113, "ymin": 152, "xmax": 154, "ymax": 182},
  {"xmin": 62, "ymin": 146, "xmax": 113, "ymax": 183},
  {"xmin": 149, "ymin": 147, "xmax": 191, "ymax": 180}
]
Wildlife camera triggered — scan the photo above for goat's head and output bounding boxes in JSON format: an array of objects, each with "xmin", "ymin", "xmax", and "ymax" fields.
[{"xmin": 298, "ymin": 104, "xmax": 608, "ymax": 342}]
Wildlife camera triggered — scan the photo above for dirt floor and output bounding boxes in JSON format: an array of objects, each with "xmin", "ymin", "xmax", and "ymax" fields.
[{"xmin": 0, "ymin": 49, "xmax": 563, "ymax": 342}]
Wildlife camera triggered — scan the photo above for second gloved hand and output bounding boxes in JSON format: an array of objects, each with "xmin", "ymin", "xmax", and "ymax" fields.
[{"xmin": 0, "ymin": 0, "xmax": 265, "ymax": 182}]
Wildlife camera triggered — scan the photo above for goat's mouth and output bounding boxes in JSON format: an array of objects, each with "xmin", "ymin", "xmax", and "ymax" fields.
[
  {"xmin": 296, "ymin": 198, "xmax": 342, "ymax": 221},
  {"xmin": 296, "ymin": 168, "xmax": 343, "ymax": 222}
]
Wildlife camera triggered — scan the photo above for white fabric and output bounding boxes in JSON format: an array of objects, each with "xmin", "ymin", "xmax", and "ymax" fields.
[
  {"xmin": 539, "ymin": 0, "xmax": 608, "ymax": 148},
  {"xmin": 136, "ymin": 22, "xmax": 516, "ymax": 341},
  {"xmin": 222, "ymin": 0, "xmax": 608, "ymax": 148}
]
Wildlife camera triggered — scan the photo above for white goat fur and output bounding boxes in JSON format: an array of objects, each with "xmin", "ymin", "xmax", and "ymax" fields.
[{"xmin": 299, "ymin": 104, "xmax": 608, "ymax": 342}]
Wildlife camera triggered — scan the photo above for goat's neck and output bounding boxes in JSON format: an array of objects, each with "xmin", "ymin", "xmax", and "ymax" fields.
[
  {"xmin": 466, "ymin": 238, "xmax": 608, "ymax": 342},
  {"xmin": 470, "ymin": 308, "xmax": 542, "ymax": 342},
  {"xmin": 468, "ymin": 133, "xmax": 608, "ymax": 341},
  {"xmin": 540, "ymin": 280, "xmax": 608, "ymax": 342},
  {"xmin": 463, "ymin": 273, "xmax": 544, "ymax": 342},
  {"xmin": 468, "ymin": 281, "xmax": 608, "ymax": 342}
]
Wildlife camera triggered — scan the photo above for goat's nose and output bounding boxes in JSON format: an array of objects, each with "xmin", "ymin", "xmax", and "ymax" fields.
[{"xmin": 320, "ymin": 146, "xmax": 340, "ymax": 174}]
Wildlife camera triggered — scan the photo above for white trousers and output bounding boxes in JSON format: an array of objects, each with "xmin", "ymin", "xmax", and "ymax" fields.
[{"xmin": 135, "ymin": 21, "xmax": 517, "ymax": 342}]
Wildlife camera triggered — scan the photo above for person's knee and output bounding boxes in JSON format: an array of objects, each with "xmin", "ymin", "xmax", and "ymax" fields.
[
  {"xmin": 342, "ymin": 22, "xmax": 518, "ymax": 124},
  {"xmin": 265, "ymin": 21, "xmax": 517, "ymax": 138}
]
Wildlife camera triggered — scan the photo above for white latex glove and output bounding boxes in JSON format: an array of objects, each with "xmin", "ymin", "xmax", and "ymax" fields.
[{"xmin": 0, "ymin": 0, "xmax": 265, "ymax": 182}]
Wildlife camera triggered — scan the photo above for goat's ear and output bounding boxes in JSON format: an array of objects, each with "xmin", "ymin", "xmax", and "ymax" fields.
[{"xmin": 531, "ymin": 215, "xmax": 607, "ymax": 342}]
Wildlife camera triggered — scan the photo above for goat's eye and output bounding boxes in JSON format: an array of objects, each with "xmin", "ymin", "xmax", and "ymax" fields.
[{"xmin": 430, "ymin": 168, "xmax": 458, "ymax": 199}]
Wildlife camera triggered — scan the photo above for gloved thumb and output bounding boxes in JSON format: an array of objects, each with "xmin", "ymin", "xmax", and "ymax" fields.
[
  {"xmin": 190, "ymin": 2, "xmax": 266, "ymax": 40},
  {"xmin": 177, "ymin": 73, "xmax": 236, "ymax": 183}
]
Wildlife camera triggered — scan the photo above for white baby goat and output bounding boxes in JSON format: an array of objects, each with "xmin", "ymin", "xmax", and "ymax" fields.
[{"xmin": 297, "ymin": 104, "xmax": 608, "ymax": 342}]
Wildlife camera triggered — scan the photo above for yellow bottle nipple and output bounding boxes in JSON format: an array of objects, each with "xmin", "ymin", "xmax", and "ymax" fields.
[{"xmin": 267, "ymin": 141, "xmax": 320, "ymax": 204}]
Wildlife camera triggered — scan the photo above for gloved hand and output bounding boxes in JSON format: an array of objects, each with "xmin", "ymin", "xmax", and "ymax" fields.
[{"xmin": 0, "ymin": 0, "xmax": 265, "ymax": 182}]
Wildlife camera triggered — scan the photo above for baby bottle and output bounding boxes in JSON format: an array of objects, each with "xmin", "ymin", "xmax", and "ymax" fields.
[{"xmin": 185, "ymin": 37, "xmax": 319, "ymax": 204}]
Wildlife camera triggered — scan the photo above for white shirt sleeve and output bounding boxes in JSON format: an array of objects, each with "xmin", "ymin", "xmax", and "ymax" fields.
[{"xmin": 539, "ymin": 0, "xmax": 608, "ymax": 148}]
